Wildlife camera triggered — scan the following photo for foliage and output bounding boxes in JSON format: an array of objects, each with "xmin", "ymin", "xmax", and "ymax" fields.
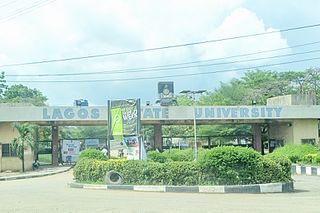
[
  {"xmin": 147, "ymin": 151, "xmax": 168, "ymax": 163},
  {"xmin": 75, "ymin": 146, "xmax": 292, "ymax": 185},
  {"xmin": 162, "ymin": 149, "xmax": 194, "ymax": 161},
  {"xmin": 0, "ymin": 72, "xmax": 7, "ymax": 98},
  {"xmin": 257, "ymin": 157, "xmax": 291, "ymax": 183},
  {"xmin": 11, "ymin": 122, "xmax": 36, "ymax": 172},
  {"xmin": 74, "ymin": 158, "xmax": 200, "ymax": 185},
  {"xmin": 199, "ymin": 146, "xmax": 264, "ymax": 185},
  {"xmin": 314, "ymin": 154, "xmax": 320, "ymax": 164},
  {"xmin": 1, "ymin": 84, "xmax": 47, "ymax": 106},
  {"xmin": 147, "ymin": 149, "xmax": 207, "ymax": 162},
  {"xmin": 301, "ymin": 153, "xmax": 318, "ymax": 164},
  {"xmin": 162, "ymin": 125, "xmax": 193, "ymax": 137},
  {"xmin": 59, "ymin": 126, "xmax": 107, "ymax": 140},
  {"xmin": 79, "ymin": 149, "xmax": 108, "ymax": 161},
  {"xmin": 271, "ymin": 144, "xmax": 318, "ymax": 163}
]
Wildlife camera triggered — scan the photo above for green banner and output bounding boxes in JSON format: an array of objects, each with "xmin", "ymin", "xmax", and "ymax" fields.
[{"xmin": 111, "ymin": 108, "xmax": 123, "ymax": 136}]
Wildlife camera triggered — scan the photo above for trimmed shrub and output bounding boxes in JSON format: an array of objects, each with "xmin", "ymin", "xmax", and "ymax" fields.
[
  {"xmin": 79, "ymin": 149, "xmax": 107, "ymax": 161},
  {"xmin": 162, "ymin": 149, "xmax": 194, "ymax": 162},
  {"xmin": 147, "ymin": 151, "xmax": 168, "ymax": 163},
  {"xmin": 301, "ymin": 153, "xmax": 318, "ymax": 164},
  {"xmin": 314, "ymin": 154, "xmax": 320, "ymax": 164},
  {"xmin": 74, "ymin": 146, "xmax": 292, "ymax": 185},
  {"xmin": 147, "ymin": 148, "xmax": 208, "ymax": 163},
  {"xmin": 73, "ymin": 158, "xmax": 125, "ymax": 182},
  {"xmin": 271, "ymin": 144, "xmax": 317, "ymax": 163},
  {"xmin": 73, "ymin": 158, "xmax": 200, "ymax": 185},
  {"xmin": 199, "ymin": 146, "xmax": 263, "ymax": 185},
  {"xmin": 261, "ymin": 154, "xmax": 292, "ymax": 183}
]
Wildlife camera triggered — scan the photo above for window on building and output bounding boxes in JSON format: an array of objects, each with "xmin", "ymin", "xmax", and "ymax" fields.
[
  {"xmin": 1, "ymin": 144, "xmax": 18, "ymax": 157},
  {"xmin": 301, "ymin": 138, "xmax": 316, "ymax": 145}
]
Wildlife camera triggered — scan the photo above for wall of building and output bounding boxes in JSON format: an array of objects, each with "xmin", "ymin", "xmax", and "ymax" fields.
[
  {"xmin": 269, "ymin": 119, "xmax": 319, "ymax": 145},
  {"xmin": 1, "ymin": 151, "xmax": 33, "ymax": 171},
  {"xmin": 267, "ymin": 94, "xmax": 315, "ymax": 106},
  {"xmin": 269, "ymin": 122, "xmax": 294, "ymax": 144},
  {"xmin": 0, "ymin": 122, "xmax": 33, "ymax": 172},
  {"xmin": 292, "ymin": 119, "xmax": 319, "ymax": 145}
]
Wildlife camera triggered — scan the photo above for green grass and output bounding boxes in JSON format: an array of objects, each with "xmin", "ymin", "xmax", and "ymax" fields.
[{"xmin": 38, "ymin": 154, "xmax": 52, "ymax": 164}]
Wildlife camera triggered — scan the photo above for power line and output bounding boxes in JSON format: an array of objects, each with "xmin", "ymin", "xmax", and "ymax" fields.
[
  {"xmin": 0, "ymin": 0, "xmax": 56, "ymax": 24},
  {"xmin": 1, "ymin": 22, "xmax": 320, "ymax": 68},
  {"xmin": 6, "ymin": 57, "xmax": 320, "ymax": 83},
  {"xmin": 0, "ymin": 0, "xmax": 18, "ymax": 9},
  {"xmin": 6, "ymin": 48, "xmax": 320, "ymax": 77}
]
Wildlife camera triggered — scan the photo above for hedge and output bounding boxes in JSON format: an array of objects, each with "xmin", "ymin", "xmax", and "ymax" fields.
[
  {"xmin": 260, "ymin": 154, "xmax": 292, "ymax": 183},
  {"xmin": 147, "ymin": 148, "xmax": 208, "ymax": 163},
  {"xmin": 79, "ymin": 149, "xmax": 108, "ymax": 161},
  {"xmin": 74, "ymin": 146, "xmax": 292, "ymax": 185},
  {"xmin": 198, "ymin": 146, "xmax": 283, "ymax": 185},
  {"xmin": 270, "ymin": 144, "xmax": 318, "ymax": 163},
  {"xmin": 74, "ymin": 159, "xmax": 200, "ymax": 185}
]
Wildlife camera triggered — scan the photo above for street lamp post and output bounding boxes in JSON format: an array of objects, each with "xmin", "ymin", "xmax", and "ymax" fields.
[{"xmin": 179, "ymin": 89, "xmax": 207, "ymax": 161}]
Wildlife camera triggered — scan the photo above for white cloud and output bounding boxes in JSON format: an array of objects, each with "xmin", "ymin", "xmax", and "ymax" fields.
[
  {"xmin": 1, "ymin": 1, "xmax": 298, "ymax": 105},
  {"xmin": 200, "ymin": 8, "xmax": 290, "ymax": 64}
]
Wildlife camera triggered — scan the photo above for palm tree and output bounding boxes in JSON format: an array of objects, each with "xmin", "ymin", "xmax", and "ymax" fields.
[{"xmin": 11, "ymin": 122, "xmax": 35, "ymax": 172}]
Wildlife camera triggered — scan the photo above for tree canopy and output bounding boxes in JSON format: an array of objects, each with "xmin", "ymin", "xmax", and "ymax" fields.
[{"xmin": 1, "ymin": 84, "xmax": 47, "ymax": 106}]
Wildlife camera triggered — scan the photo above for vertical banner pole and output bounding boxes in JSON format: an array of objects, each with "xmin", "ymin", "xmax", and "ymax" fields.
[
  {"xmin": 107, "ymin": 100, "xmax": 111, "ymax": 159},
  {"xmin": 137, "ymin": 99, "xmax": 142, "ymax": 160}
]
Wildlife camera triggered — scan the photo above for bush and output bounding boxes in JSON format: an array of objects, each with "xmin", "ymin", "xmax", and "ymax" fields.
[
  {"xmin": 262, "ymin": 154, "xmax": 292, "ymax": 183},
  {"xmin": 271, "ymin": 144, "xmax": 317, "ymax": 163},
  {"xmin": 74, "ymin": 146, "xmax": 292, "ymax": 185},
  {"xmin": 79, "ymin": 149, "xmax": 108, "ymax": 161},
  {"xmin": 162, "ymin": 149, "xmax": 194, "ymax": 162},
  {"xmin": 199, "ymin": 146, "xmax": 263, "ymax": 185},
  {"xmin": 73, "ymin": 158, "xmax": 200, "ymax": 185},
  {"xmin": 147, "ymin": 151, "xmax": 168, "ymax": 163},
  {"xmin": 314, "ymin": 154, "xmax": 320, "ymax": 164},
  {"xmin": 301, "ymin": 153, "xmax": 318, "ymax": 164},
  {"xmin": 74, "ymin": 158, "xmax": 125, "ymax": 182},
  {"xmin": 147, "ymin": 148, "xmax": 208, "ymax": 163}
]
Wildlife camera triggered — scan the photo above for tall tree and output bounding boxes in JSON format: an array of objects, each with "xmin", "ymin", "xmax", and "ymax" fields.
[{"xmin": 2, "ymin": 84, "xmax": 47, "ymax": 106}]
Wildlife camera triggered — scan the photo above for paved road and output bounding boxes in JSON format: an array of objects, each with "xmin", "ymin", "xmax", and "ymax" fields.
[{"xmin": 0, "ymin": 171, "xmax": 319, "ymax": 213}]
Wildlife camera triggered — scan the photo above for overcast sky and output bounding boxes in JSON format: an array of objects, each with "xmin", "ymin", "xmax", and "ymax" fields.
[{"xmin": 0, "ymin": 0, "xmax": 320, "ymax": 106}]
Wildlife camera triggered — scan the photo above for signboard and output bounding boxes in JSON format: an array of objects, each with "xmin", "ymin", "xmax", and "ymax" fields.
[
  {"xmin": 124, "ymin": 136, "xmax": 139, "ymax": 160},
  {"xmin": 110, "ymin": 100, "xmax": 138, "ymax": 136},
  {"xmin": 108, "ymin": 99, "xmax": 142, "ymax": 160},
  {"xmin": 3, "ymin": 105, "xmax": 320, "ymax": 123},
  {"xmin": 110, "ymin": 139, "xmax": 127, "ymax": 150},
  {"xmin": 84, "ymin": 139, "xmax": 100, "ymax": 149},
  {"xmin": 158, "ymin": 81, "xmax": 174, "ymax": 106},
  {"xmin": 61, "ymin": 140, "xmax": 80, "ymax": 163}
]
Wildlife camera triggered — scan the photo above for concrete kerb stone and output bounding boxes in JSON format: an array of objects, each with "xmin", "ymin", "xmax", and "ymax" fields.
[
  {"xmin": 291, "ymin": 164, "xmax": 320, "ymax": 176},
  {"xmin": 68, "ymin": 182, "xmax": 294, "ymax": 194},
  {"xmin": 0, "ymin": 166, "xmax": 73, "ymax": 181}
]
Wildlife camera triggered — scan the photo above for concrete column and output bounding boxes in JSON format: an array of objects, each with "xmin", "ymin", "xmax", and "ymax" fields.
[
  {"xmin": 0, "ymin": 143, "xmax": 2, "ymax": 172},
  {"xmin": 51, "ymin": 126, "xmax": 59, "ymax": 166},
  {"xmin": 252, "ymin": 124, "xmax": 262, "ymax": 154},
  {"xmin": 154, "ymin": 124, "xmax": 163, "ymax": 151}
]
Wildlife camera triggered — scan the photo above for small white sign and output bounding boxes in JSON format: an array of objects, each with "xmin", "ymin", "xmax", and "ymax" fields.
[
  {"xmin": 85, "ymin": 139, "xmax": 100, "ymax": 149},
  {"xmin": 61, "ymin": 140, "xmax": 80, "ymax": 163}
]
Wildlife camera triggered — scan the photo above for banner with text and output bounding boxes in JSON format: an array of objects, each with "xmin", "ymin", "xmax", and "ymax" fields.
[{"xmin": 108, "ymin": 99, "xmax": 142, "ymax": 160}]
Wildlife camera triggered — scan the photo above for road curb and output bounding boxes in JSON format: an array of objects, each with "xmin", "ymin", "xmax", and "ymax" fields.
[
  {"xmin": 292, "ymin": 165, "xmax": 320, "ymax": 176},
  {"xmin": 0, "ymin": 166, "xmax": 73, "ymax": 181},
  {"xmin": 68, "ymin": 181, "xmax": 294, "ymax": 193}
]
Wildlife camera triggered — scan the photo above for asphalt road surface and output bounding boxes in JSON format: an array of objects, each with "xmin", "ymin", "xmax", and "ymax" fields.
[{"xmin": 0, "ymin": 171, "xmax": 319, "ymax": 213}]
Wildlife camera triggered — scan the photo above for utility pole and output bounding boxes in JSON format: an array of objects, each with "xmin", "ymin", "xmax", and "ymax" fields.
[{"xmin": 179, "ymin": 89, "xmax": 207, "ymax": 161}]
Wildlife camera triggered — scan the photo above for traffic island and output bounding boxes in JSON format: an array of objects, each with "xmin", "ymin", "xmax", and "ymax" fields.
[{"xmin": 68, "ymin": 181, "xmax": 294, "ymax": 193}]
